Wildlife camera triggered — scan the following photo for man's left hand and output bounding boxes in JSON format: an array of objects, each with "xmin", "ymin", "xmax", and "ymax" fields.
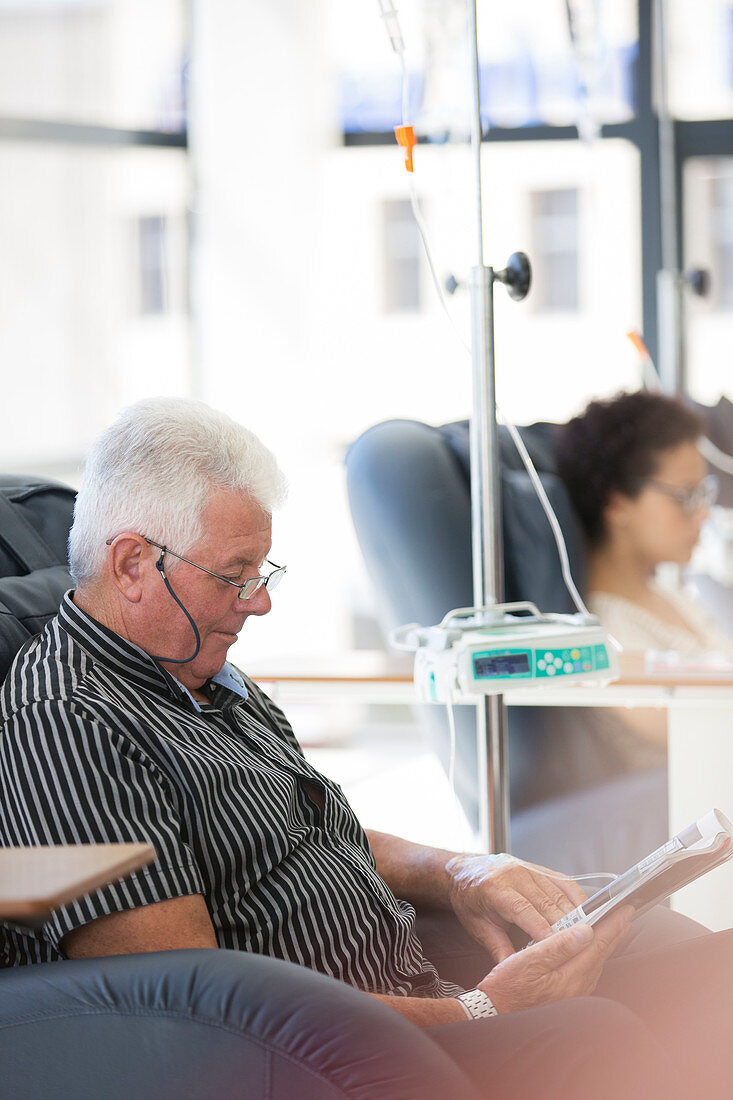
[{"xmin": 445, "ymin": 853, "xmax": 588, "ymax": 962}]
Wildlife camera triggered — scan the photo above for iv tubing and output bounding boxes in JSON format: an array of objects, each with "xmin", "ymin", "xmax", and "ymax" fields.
[
  {"xmin": 378, "ymin": 4, "xmax": 587, "ymax": 619},
  {"xmin": 626, "ymin": 333, "xmax": 733, "ymax": 482},
  {"xmin": 377, "ymin": 0, "xmax": 405, "ymax": 57},
  {"xmin": 497, "ymin": 413, "xmax": 590, "ymax": 617}
]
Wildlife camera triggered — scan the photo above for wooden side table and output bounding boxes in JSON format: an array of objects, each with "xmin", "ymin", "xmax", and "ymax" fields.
[{"xmin": 0, "ymin": 842, "xmax": 155, "ymax": 920}]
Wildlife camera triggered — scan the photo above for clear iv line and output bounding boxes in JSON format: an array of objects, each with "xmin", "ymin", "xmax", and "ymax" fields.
[
  {"xmin": 497, "ymin": 414, "xmax": 590, "ymax": 617},
  {"xmin": 630, "ymin": 333, "xmax": 733, "ymax": 483},
  {"xmin": 699, "ymin": 434, "xmax": 733, "ymax": 478},
  {"xmin": 446, "ymin": 683, "xmax": 458, "ymax": 796}
]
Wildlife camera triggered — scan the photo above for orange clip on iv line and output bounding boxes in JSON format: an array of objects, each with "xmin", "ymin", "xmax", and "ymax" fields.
[
  {"xmin": 394, "ymin": 125, "xmax": 416, "ymax": 172},
  {"xmin": 627, "ymin": 330, "xmax": 651, "ymax": 360},
  {"xmin": 627, "ymin": 330, "xmax": 663, "ymax": 391}
]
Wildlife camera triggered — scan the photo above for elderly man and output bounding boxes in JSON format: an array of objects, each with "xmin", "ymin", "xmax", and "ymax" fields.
[{"xmin": 1, "ymin": 398, "xmax": 732, "ymax": 1098}]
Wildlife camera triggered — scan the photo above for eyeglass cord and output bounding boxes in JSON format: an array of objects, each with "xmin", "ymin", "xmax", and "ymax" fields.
[{"xmin": 148, "ymin": 549, "xmax": 202, "ymax": 665}]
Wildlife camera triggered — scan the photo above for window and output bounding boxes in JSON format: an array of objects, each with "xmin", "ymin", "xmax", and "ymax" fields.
[
  {"xmin": 138, "ymin": 215, "xmax": 167, "ymax": 315},
  {"xmin": 667, "ymin": 0, "xmax": 733, "ymax": 120},
  {"xmin": 382, "ymin": 198, "xmax": 421, "ymax": 313},
  {"xmin": 0, "ymin": 0, "xmax": 187, "ymax": 131},
  {"xmin": 332, "ymin": 0, "xmax": 637, "ymax": 135},
  {"xmin": 684, "ymin": 158, "xmax": 733, "ymax": 402},
  {"xmin": 684, "ymin": 159, "xmax": 733, "ymax": 311},
  {"xmin": 529, "ymin": 188, "xmax": 579, "ymax": 311},
  {"xmin": 0, "ymin": 1, "xmax": 190, "ymax": 474},
  {"xmin": 711, "ymin": 176, "xmax": 733, "ymax": 308}
]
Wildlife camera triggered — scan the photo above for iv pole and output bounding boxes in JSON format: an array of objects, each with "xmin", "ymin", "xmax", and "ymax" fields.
[
  {"xmin": 465, "ymin": 0, "xmax": 531, "ymax": 853},
  {"xmin": 653, "ymin": 0, "xmax": 684, "ymax": 395}
]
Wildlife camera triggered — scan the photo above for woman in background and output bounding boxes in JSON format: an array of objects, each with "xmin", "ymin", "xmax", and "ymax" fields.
[
  {"xmin": 555, "ymin": 390, "xmax": 729, "ymax": 654},
  {"xmin": 555, "ymin": 390, "xmax": 732, "ymax": 757}
]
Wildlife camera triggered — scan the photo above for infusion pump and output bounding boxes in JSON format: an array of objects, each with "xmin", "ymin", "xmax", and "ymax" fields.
[{"xmin": 391, "ymin": 603, "xmax": 620, "ymax": 704}]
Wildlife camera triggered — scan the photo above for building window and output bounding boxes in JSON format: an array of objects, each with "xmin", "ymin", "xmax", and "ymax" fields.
[
  {"xmin": 711, "ymin": 175, "xmax": 733, "ymax": 308},
  {"xmin": 138, "ymin": 214, "xmax": 168, "ymax": 315},
  {"xmin": 529, "ymin": 188, "xmax": 579, "ymax": 312},
  {"xmin": 382, "ymin": 199, "xmax": 421, "ymax": 313}
]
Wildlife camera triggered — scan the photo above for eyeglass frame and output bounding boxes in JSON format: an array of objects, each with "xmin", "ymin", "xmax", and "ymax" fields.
[
  {"xmin": 636, "ymin": 473, "xmax": 718, "ymax": 515},
  {"xmin": 105, "ymin": 534, "xmax": 286, "ymax": 600}
]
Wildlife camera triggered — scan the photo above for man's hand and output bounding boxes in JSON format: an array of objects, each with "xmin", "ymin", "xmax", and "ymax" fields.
[
  {"xmin": 479, "ymin": 907, "xmax": 633, "ymax": 1014},
  {"xmin": 446, "ymin": 853, "xmax": 588, "ymax": 962}
]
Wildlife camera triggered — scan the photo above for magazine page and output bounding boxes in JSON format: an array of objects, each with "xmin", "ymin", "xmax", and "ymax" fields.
[{"xmin": 549, "ymin": 809, "xmax": 733, "ymax": 933}]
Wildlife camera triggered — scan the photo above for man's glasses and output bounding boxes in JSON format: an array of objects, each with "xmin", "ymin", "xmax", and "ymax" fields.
[
  {"xmin": 141, "ymin": 537, "xmax": 286, "ymax": 600},
  {"xmin": 641, "ymin": 474, "xmax": 718, "ymax": 515}
]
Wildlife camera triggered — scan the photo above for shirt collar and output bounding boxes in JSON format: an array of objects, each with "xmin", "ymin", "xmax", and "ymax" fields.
[
  {"xmin": 58, "ymin": 591, "xmax": 248, "ymax": 710},
  {"xmin": 174, "ymin": 662, "xmax": 249, "ymax": 712}
]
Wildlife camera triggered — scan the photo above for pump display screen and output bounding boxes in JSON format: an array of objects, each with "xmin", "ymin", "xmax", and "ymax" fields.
[{"xmin": 474, "ymin": 652, "xmax": 531, "ymax": 678}]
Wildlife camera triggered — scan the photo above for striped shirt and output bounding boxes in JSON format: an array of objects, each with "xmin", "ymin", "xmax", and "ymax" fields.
[{"xmin": 0, "ymin": 592, "xmax": 460, "ymax": 997}]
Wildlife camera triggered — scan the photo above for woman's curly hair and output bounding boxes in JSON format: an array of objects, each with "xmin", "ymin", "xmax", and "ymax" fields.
[{"xmin": 554, "ymin": 390, "xmax": 704, "ymax": 546}]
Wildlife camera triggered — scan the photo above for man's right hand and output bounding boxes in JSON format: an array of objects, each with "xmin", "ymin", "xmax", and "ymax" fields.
[{"xmin": 478, "ymin": 906, "xmax": 633, "ymax": 1014}]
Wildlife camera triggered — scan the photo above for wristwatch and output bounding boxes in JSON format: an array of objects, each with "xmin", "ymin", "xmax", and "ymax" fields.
[{"xmin": 456, "ymin": 988, "xmax": 498, "ymax": 1019}]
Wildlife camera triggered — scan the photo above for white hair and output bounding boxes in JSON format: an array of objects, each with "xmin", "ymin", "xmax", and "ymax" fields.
[{"xmin": 69, "ymin": 397, "xmax": 288, "ymax": 585}]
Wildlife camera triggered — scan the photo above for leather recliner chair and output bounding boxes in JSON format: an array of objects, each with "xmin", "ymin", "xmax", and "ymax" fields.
[{"xmin": 345, "ymin": 418, "xmax": 669, "ymax": 875}]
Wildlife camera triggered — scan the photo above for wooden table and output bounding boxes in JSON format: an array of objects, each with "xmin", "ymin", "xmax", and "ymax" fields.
[
  {"xmin": 0, "ymin": 842, "xmax": 155, "ymax": 920},
  {"xmin": 246, "ymin": 650, "xmax": 733, "ymax": 702},
  {"xmin": 247, "ymin": 650, "xmax": 417, "ymax": 703}
]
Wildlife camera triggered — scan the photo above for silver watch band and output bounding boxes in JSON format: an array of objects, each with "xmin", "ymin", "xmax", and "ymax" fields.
[{"xmin": 456, "ymin": 988, "xmax": 498, "ymax": 1019}]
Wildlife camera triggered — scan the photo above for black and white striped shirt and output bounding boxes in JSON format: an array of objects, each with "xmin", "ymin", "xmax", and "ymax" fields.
[{"xmin": 0, "ymin": 592, "xmax": 460, "ymax": 997}]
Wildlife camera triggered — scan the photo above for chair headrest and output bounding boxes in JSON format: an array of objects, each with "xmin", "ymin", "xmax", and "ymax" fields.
[
  {"xmin": 0, "ymin": 477, "xmax": 76, "ymax": 680},
  {"xmin": 0, "ymin": 565, "xmax": 73, "ymax": 682},
  {"xmin": 0, "ymin": 477, "xmax": 76, "ymax": 576},
  {"xmin": 438, "ymin": 419, "xmax": 561, "ymax": 482}
]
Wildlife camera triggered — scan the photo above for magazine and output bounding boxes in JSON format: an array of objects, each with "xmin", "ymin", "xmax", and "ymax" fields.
[{"xmin": 550, "ymin": 808, "xmax": 733, "ymax": 933}]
